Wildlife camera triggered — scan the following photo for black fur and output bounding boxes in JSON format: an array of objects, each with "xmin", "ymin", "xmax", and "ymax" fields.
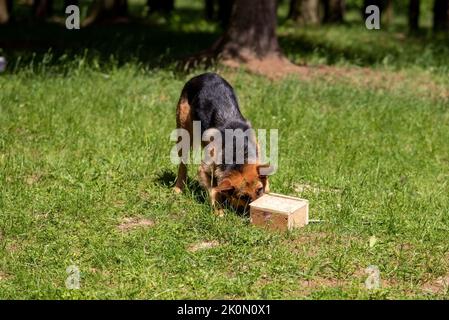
[{"xmin": 182, "ymin": 73, "xmax": 257, "ymax": 172}]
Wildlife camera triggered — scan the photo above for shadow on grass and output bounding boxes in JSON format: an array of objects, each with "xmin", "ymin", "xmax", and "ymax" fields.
[
  {"xmin": 0, "ymin": 20, "xmax": 218, "ymax": 71},
  {"xmin": 154, "ymin": 169, "xmax": 250, "ymax": 216},
  {"xmin": 279, "ymin": 25, "xmax": 449, "ymax": 67},
  {"xmin": 2, "ymin": 3, "xmax": 448, "ymax": 72},
  {"xmin": 154, "ymin": 169, "xmax": 208, "ymax": 205}
]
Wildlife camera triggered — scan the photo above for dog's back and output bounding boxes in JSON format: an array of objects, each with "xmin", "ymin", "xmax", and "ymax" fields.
[{"xmin": 182, "ymin": 72, "xmax": 250, "ymax": 135}]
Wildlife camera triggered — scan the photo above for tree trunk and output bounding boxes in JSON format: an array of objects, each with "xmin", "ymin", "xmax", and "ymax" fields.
[
  {"xmin": 433, "ymin": 0, "xmax": 449, "ymax": 31},
  {"xmin": 186, "ymin": 0, "xmax": 302, "ymax": 77},
  {"xmin": 289, "ymin": 0, "xmax": 320, "ymax": 25},
  {"xmin": 409, "ymin": 0, "xmax": 420, "ymax": 31},
  {"xmin": 33, "ymin": 0, "xmax": 53, "ymax": 19},
  {"xmin": 288, "ymin": 0, "xmax": 300, "ymax": 20},
  {"xmin": 384, "ymin": 0, "xmax": 393, "ymax": 25},
  {"xmin": 212, "ymin": 0, "xmax": 281, "ymax": 60},
  {"xmin": 0, "ymin": 0, "xmax": 9, "ymax": 24},
  {"xmin": 83, "ymin": 0, "xmax": 128, "ymax": 26},
  {"xmin": 323, "ymin": 0, "xmax": 345, "ymax": 24}
]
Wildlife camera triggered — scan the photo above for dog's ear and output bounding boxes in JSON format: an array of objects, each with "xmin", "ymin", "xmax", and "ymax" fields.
[{"xmin": 215, "ymin": 178, "xmax": 235, "ymax": 193}]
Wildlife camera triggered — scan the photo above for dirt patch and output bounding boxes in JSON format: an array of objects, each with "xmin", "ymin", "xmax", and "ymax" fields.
[
  {"xmin": 118, "ymin": 217, "xmax": 155, "ymax": 232},
  {"xmin": 422, "ymin": 275, "xmax": 449, "ymax": 294},
  {"xmin": 309, "ymin": 65, "xmax": 449, "ymax": 100},
  {"xmin": 138, "ymin": 191, "xmax": 149, "ymax": 200},
  {"xmin": 112, "ymin": 200, "xmax": 125, "ymax": 208},
  {"xmin": 219, "ymin": 61, "xmax": 448, "ymax": 102},
  {"xmin": 25, "ymin": 173, "xmax": 42, "ymax": 186},
  {"xmin": 0, "ymin": 271, "xmax": 10, "ymax": 281},
  {"xmin": 89, "ymin": 267, "xmax": 112, "ymax": 278},
  {"xmin": 222, "ymin": 55, "xmax": 310, "ymax": 80},
  {"xmin": 187, "ymin": 240, "xmax": 220, "ymax": 253},
  {"xmin": 6, "ymin": 241, "xmax": 21, "ymax": 253}
]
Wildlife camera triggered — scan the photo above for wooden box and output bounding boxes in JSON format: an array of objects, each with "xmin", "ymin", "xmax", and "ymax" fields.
[{"xmin": 249, "ymin": 193, "xmax": 309, "ymax": 231}]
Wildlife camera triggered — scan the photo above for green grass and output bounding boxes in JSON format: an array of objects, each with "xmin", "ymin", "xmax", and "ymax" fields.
[{"xmin": 1, "ymin": 0, "xmax": 449, "ymax": 299}]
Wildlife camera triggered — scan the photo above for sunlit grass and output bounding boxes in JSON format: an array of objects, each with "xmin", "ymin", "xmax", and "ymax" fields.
[{"xmin": 0, "ymin": 0, "xmax": 448, "ymax": 299}]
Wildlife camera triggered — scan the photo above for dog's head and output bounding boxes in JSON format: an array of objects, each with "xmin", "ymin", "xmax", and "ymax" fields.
[{"xmin": 215, "ymin": 164, "xmax": 269, "ymax": 210}]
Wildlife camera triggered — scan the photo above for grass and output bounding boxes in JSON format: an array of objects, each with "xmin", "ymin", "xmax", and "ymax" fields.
[{"xmin": 0, "ymin": 0, "xmax": 449, "ymax": 299}]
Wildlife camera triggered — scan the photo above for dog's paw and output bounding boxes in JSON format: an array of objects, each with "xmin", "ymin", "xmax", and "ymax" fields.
[
  {"xmin": 173, "ymin": 186, "xmax": 183, "ymax": 194},
  {"xmin": 214, "ymin": 208, "xmax": 225, "ymax": 217}
]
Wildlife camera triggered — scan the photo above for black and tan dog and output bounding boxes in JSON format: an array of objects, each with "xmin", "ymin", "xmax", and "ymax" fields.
[{"xmin": 174, "ymin": 72, "xmax": 269, "ymax": 213}]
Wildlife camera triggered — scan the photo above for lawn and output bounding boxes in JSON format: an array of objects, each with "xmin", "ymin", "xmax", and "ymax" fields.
[{"xmin": 0, "ymin": 0, "xmax": 449, "ymax": 299}]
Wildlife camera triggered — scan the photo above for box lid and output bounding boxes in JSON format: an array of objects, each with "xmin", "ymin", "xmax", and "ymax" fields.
[{"xmin": 249, "ymin": 193, "xmax": 308, "ymax": 214}]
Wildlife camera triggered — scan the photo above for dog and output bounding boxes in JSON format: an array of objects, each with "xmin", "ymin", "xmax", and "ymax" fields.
[{"xmin": 173, "ymin": 72, "xmax": 270, "ymax": 214}]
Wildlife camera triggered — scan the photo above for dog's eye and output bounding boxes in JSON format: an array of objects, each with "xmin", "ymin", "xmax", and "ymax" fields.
[{"xmin": 256, "ymin": 187, "xmax": 264, "ymax": 196}]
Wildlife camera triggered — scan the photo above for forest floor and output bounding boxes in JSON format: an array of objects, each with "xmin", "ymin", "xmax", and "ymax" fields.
[{"xmin": 1, "ymin": 0, "xmax": 449, "ymax": 299}]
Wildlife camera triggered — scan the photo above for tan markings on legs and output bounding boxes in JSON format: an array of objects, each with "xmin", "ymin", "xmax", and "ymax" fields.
[
  {"xmin": 174, "ymin": 92, "xmax": 192, "ymax": 193},
  {"xmin": 254, "ymin": 144, "xmax": 271, "ymax": 194},
  {"xmin": 198, "ymin": 163, "xmax": 213, "ymax": 189},
  {"xmin": 264, "ymin": 178, "xmax": 270, "ymax": 193},
  {"xmin": 174, "ymin": 162, "xmax": 187, "ymax": 193},
  {"xmin": 198, "ymin": 163, "xmax": 224, "ymax": 216}
]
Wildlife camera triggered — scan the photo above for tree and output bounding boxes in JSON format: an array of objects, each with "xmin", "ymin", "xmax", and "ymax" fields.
[
  {"xmin": 83, "ymin": 0, "xmax": 128, "ymax": 26},
  {"xmin": 433, "ymin": 0, "xmax": 449, "ymax": 31},
  {"xmin": 0, "ymin": 0, "xmax": 9, "ymax": 24},
  {"xmin": 288, "ymin": 0, "xmax": 320, "ymax": 25},
  {"xmin": 210, "ymin": 0, "xmax": 281, "ymax": 61},
  {"xmin": 408, "ymin": 0, "xmax": 420, "ymax": 31},
  {"xmin": 383, "ymin": 0, "xmax": 393, "ymax": 25},
  {"xmin": 323, "ymin": 0, "xmax": 345, "ymax": 24},
  {"xmin": 187, "ymin": 0, "xmax": 298, "ymax": 76}
]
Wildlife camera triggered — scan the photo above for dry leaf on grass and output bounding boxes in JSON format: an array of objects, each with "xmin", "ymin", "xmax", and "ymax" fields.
[
  {"xmin": 293, "ymin": 183, "xmax": 342, "ymax": 195},
  {"xmin": 25, "ymin": 173, "xmax": 42, "ymax": 185},
  {"xmin": 187, "ymin": 241, "xmax": 220, "ymax": 252},
  {"xmin": 0, "ymin": 271, "xmax": 10, "ymax": 281},
  {"xmin": 118, "ymin": 217, "xmax": 155, "ymax": 232}
]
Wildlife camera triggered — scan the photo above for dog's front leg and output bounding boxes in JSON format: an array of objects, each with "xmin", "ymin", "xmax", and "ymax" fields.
[
  {"xmin": 209, "ymin": 188, "xmax": 224, "ymax": 217},
  {"xmin": 174, "ymin": 162, "xmax": 187, "ymax": 194},
  {"xmin": 198, "ymin": 163, "xmax": 224, "ymax": 217}
]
